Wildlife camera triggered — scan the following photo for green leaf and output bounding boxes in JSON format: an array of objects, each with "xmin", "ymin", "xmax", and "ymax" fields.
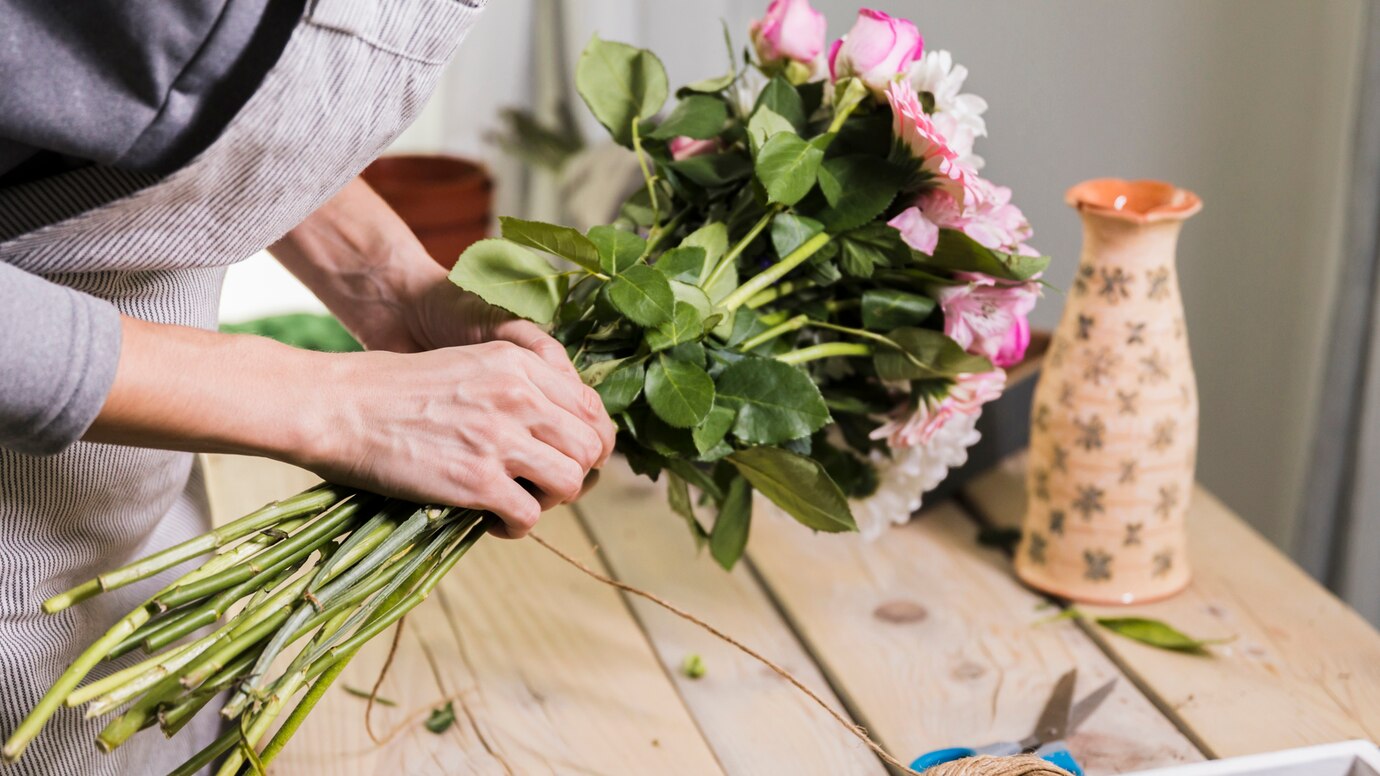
[
  {"xmin": 770, "ymin": 213, "xmax": 825, "ymax": 259},
  {"xmin": 683, "ymin": 72, "xmax": 736, "ymax": 94},
  {"xmin": 924, "ymin": 229, "xmax": 1050, "ymax": 281},
  {"xmin": 710, "ymin": 476, "xmax": 753, "ymax": 569},
  {"xmin": 649, "ymin": 95, "xmax": 727, "ymax": 140},
  {"xmin": 1095, "ymin": 617, "xmax": 1233, "ymax": 653},
  {"xmin": 680, "ymin": 653, "xmax": 707, "ymax": 679},
  {"xmin": 815, "ymin": 155, "xmax": 907, "ymax": 232},
  {"xmin": 425, "ymin": 702, "xmax": 456, "ymax": 733},
  {"xmin": 645, "ymin": 356, "xmax": 715, "ymax": 428},
  {"xmin": 753, "ymin": 76, "xmax": 805, "ymax": 131},
  {"xmin": 727, "ymin": 447, "xmax": 856, "ymax": 532},
  {"xmin": 693, "ymin": 404, "xmax": 736, "ymax": 456},
  {"xmin": 682, "ymin": 223, "xmax": 728, "ymax": 277},
  {"xmin": 715, "ymin": 358, "xmax": 829, "ymax": 444},
  {"xmin": 498, "ymin": 217, "xmax": 601, "ymax": 273},
  {"xmin": 646, "ymin": 301, "xmax": 704, "ymax": 352},
  {"xmin": 608, "ymin": 264, "xmax": 675, "ymax": 326},
  {"xmin": 654, "ymin": 246, "xmax": 706, "ymax": 282},
  {"xmin": 754, "ymin": 133, "xmax": 825, "ymax": 206},
  {"xmin": 578, "ymin": 356, "xmax": 629, "ymax": 386},
  {"xmin": 874, "ymin": 327, "xmax": 993, "ymax": 381},
  {"xmin": 834, "ymin": 221, "xmax": 910, "ymax": 279},
  {"xmin": 593, "ymin": 360, "xmax": 646, "ymax": 414},
  {"xmin": 449, "ymin": 239, "xmax": 568, "ymax": 325},
  {"xmin": 666, "ymin": 151, "xmax": 753, "ymax": 188},
  {"xmin": 575, "ymin": 36, "xmax": 668, "ymax": 146},
  {"xmin": 588, "ymin": 225, "xmax": 646, "ymax": 274},
  {"xmin": 861, "ymin": 289, "xmax": 935, "ymax": 330},
  {"xmin": 669, "ymin": 281, "xmax": 713, "ymax": 319},
  {"xmin": 665, "ymin": 472, "xmax": 708, "ymax": 547},
  {"xmin": 747, "ymin": 107, "xmax": 796, "ymax": 155}
]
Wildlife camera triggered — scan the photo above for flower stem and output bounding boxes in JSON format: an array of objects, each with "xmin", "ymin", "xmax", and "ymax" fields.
[
  {"xmin": 630, "ymin": 119, "xmax": 661, "ymax": 225},
  {"xmin": 643, "ymin": 208, "xmax": 688, "ymax": 258},
  {"xmin": 739, "ymin": 314, "xmax": 808, "ymax": 352},
  {"xmin": 702, "ymin": 208, "xmax": 775, "ymax": 290},
  {"xmin": 745, "ymin": 279, "xmax": 815, "ymax": 310},
  {"xmin": 776, "ymin": 342, "xmax": 874, "ymax": 365},
  {"xmin": 721, "ymin": 232, "xmax": 832, "ymax": 312}
]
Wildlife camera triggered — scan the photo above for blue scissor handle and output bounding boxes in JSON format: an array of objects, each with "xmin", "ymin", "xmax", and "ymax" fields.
[
  {"xmin": 1032, "ymin": 741, "xmax": 1083, "ymax": 776},
  {"xmin": 911, "ymin": 741, "xmax": 1083, "ymax": 774},
  {"xmin": 911, "ymin": 747, "xmax": 978, "ymax": 770}
]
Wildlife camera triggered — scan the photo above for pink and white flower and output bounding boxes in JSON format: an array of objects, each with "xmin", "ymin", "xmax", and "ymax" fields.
[
  {"xmin": 936, "ymin": 274, "xmax": 1040, "ymax": 368},
  {"xmin": 668, "ymin": 136, "xmax": 721, "ymax": 161},
  {"xmin": 887, "ymin": 177, "xmax": 1034, "ymax": 257},
  {"xmin": 869, "ymin": 370, "xmax": 1007, "ymax": 448},
  {"xmin": 886, "ymin": 80, "xmax": 974, "ymax": 206},
  {"xmin": 828, "ymin": 9, "xmax": 924, "ymax": 96},
  {"xmin": 750, "ymin": 0, "xmax": 828, "ymax": 68},
  {"xmin": 908, "ymin": 49, "xmax": 988, "ymax": 169}
]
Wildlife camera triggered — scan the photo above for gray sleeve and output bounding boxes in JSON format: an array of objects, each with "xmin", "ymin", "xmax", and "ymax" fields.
[{"xmin": 0, "ymin": 262, "xmax": 122, "ymax": 455}]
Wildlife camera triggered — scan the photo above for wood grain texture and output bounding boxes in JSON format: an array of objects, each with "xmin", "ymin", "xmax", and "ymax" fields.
[
  {"xmin": 199, "ymin": 453, "xmax": 320, "ymax": 526},
  {"xmin": 202, "ymin": 455, "xmax": 724, "ymax": 775},
  {"xmin": 573, "ymin": 461, "xmax": 887, "ymax": 775},
  {"xmin": 746, "ymin": 498, "xmax": 1202, "ymax": 775},
  {"xmin": 964, "ymin": 454, "xmax": 1380, "ymax": 757}
]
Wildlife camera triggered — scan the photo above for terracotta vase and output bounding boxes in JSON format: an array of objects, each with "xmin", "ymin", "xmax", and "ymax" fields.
[
  {"xmin": 1014, "ymin": 179, "xmax": 1202, "ymax": 605},
  {"xmin": 359, "ymin": 154, "xmax": 493, "ymax": 268}
]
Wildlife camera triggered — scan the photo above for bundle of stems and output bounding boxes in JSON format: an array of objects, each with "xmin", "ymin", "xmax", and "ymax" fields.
[{"xmin": 2, "ymin": 484, "xmax": 496, "ymax": 775}]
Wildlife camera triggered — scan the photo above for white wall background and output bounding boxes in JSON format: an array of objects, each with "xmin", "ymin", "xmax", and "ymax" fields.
[{"xmin": 223, "ymin": 0, "xmax": 1366, "ymax": 555}]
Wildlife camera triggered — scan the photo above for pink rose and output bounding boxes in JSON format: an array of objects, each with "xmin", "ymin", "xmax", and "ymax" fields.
[
  {"xmin": 751, "ymin": 0, "xmax": 828, "ymax": 66},
  {"xmin": 870, "ymin": 370, "xmax": 1006, "ymax": 447},
  {"xmin": 828, "ymin": 9, "xmax": 923, "ymax": 96},
  {"xmin": 886, "ymin": 80, "xmax": 973, "ymax": 206},
  {"xmin": 668, "ymin": 136, "xmax": 720, "ymax": 161},
  {"xmin": 936, "ymin": 274, "xmax": 1040, "ymax": 368}
]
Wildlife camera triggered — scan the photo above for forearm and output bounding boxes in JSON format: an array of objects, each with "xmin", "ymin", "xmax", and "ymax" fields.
[
  {"xmin": 84, "ymin": 315, "xmax": 330, "ymax": 463},
  {"xmin": 268, "ymin": 178, "xmax": 444, "ymax": 352}
]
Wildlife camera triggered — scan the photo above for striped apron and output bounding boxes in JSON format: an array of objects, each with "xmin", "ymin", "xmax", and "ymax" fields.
[{"xmin": 0, "ymin": 1, "xmax": 484, "ymax": 772}]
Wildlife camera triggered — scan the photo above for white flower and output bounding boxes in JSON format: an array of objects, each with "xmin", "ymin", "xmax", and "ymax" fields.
[
  {"xmin": 908, "ymin": 50, "xmax": 988, "ymax": 169},
  {"xmin": 850, "ymin": 411, "xmax": 983, "ymax": 540}
]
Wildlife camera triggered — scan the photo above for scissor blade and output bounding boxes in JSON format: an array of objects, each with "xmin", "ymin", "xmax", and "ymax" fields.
[
  {"xmin": 1067, "ymin": 678, "xmax": 1117, "ymax": 735},
  {"xmin": 1024, "ymin": 669, "xmax": 1077, "ymax": 748}
]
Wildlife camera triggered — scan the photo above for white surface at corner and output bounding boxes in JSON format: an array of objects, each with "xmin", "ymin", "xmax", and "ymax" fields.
[{"xmin": 219, "ymin": 251, "xmax": 327, "ymax": 324}]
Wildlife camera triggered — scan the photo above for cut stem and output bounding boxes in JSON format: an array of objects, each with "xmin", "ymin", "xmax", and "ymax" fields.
[
  {"xmin": 777, "ymin": 342, "xmax": 874, "ymax": 365},
  {"xmin": 738, "ymin": 314, "xmax": 808, "ymax": 352},
  {"xmin": 703, "ymin": 208, "xmax": 776, "ymax": 290},
  {"xmin": 720, "ymin": 232, "xmax": 831, "ymax": 311}
]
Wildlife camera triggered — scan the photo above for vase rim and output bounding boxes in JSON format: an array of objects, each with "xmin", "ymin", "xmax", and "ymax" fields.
[{"xmin": 1065, "ymin": 178, "xmax": 1202, "ymax": 224}]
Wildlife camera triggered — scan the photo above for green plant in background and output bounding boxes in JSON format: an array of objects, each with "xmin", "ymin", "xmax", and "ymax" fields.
[{"xmin": 220, "ymin": 313, "xmax": 361, "ymax": 353}]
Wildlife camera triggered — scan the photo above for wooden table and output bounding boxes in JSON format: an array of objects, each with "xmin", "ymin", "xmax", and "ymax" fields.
[{"xmin": 201, "ymin": 453, "xmax": 1380, "ymax": 775}]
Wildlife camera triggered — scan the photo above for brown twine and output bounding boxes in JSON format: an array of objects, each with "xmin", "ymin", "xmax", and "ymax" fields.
[
  {"xmin": 925, "ymin": 755, "xmax": 1073, "ymax": 776},
  {"xmin": 352, "ymin": 532, "xmax": 1070, "ymax": 776},
  {"xmin": 526, "ymin": 531, "xmax": 924, "ymax": 775},
  {"xmin": 364, "ymin": 614, "xmax": 407, "ymax": 745}
]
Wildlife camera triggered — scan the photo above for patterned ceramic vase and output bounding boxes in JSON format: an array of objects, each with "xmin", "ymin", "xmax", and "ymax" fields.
[{"xmin": 1015, "ymin": 179, "xmax": 1202, "ymax": 604}]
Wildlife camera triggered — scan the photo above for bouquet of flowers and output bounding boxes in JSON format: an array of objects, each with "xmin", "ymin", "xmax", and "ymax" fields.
[{"xmin": 3, "ymin": 2, "xmax": 1045, "ymax": 772}]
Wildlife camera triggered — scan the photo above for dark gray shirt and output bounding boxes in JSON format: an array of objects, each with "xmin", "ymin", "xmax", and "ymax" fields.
[{"xmin": 0, "ymin": 0, "xmax": 301, "ymax": 454}]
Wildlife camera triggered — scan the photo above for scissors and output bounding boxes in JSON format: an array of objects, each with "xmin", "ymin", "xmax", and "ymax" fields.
[{"xmin": 911, "ymin": 669, "xmax": 1116, "ymax": 775}]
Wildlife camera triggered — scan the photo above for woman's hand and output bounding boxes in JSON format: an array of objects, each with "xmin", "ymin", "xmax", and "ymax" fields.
[
  {"xmin": 303, "ymin": 340, "xmax": 614, "ymax": 538},
  {"xmin": 87, "ymin": 318, "xmax": 615, "ymax": 539}
]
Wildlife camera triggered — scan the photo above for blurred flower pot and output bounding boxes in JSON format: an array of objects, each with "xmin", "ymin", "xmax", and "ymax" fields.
[
  {"xmin": 1016, "ymin": 178, "xmax": 1202, "ymax": 605},
  {"xmin": 360, "ymin": 154, "xmax": 493, "ymax": 268}
]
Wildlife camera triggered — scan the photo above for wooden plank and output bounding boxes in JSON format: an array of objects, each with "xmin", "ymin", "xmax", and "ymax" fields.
[
  {"xmin": 747, "ymin": 497, "xmax": 1203, "ymax": 775},
  {"xmin": 573, "ymin": 461, "xmax": 887, "ymax": 775},
  {"xmin": 203, "ymin": 454, "xmax": 725, "ymax": 775},
  {"xmin": 963, "ymin": 454, "xmax": 1380, "ymax": 757}
]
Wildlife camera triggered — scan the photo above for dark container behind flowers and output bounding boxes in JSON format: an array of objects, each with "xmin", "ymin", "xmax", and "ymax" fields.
[
  {"xmin": 924, "ymin": 331, "xmax": 1049, "ymax": 504},
  {"xmin": 360, "ymin": 154, "xmax": 493, "ymax": 267}
]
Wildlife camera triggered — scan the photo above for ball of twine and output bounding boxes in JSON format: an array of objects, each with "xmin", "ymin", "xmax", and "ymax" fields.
[{"xmin": 923, "ymin": 754, "xmax": 1075, "ymax": 776}]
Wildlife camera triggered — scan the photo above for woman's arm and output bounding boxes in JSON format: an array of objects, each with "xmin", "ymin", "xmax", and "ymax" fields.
[
  {"xmin": 85, "ymin": 316, "xmax": 614, "ymax": 538},
  {"xmin": 267, "ymin": 177, "xmax": 541, "ymax": 359}
]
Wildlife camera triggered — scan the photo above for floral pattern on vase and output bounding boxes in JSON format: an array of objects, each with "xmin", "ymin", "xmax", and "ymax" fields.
[{"xmin": 1015, "ymin": 179, "xmax": 1201, "ymax": 605}]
